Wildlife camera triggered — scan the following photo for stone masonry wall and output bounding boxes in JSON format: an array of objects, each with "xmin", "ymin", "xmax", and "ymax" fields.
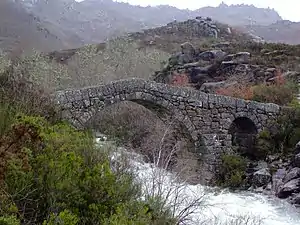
[{"xmin": 54, "ymin": 78, "xmax": 282, "ymax": 181}]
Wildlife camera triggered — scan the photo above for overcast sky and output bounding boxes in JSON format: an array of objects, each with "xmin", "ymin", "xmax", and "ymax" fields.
[{"xmin": 108, "ymin": 0, "xmax": 299, "ymax": 22}]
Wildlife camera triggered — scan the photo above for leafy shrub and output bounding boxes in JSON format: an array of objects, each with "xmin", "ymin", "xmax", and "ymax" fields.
[
  {"xmin": 253, "ymin": 129, "xmax": 274, "ymax": 160},
  {"xmin": 272, "ymin": 107, "xmax": 300, "ymax": 153},
  {"xmin": 253, "ymin": 106, "xmax": 300, "ymax": 158},
  {"xmin": 252, "ymin": 81, "xmax": 298, "ymax": 105},
  {"xmin": 0, "ymin": 115, "xmax": 177, "ymax": 225},
  {"xmin": 0, "ymin": 215, "xmax": 20, "ymax": 225},
  {"xmin": 217, "ymin": 154, "xmax": 247, "ymax": 188}
]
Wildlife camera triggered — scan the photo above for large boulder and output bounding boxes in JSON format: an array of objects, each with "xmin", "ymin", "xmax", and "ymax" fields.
[
  {"xmin": 252, "ymin": 168, "xmax": 272, "ymax": 187},
  {"xmin": 197, "ymin": 50, "xmax": 226, "ymax": 61},
  {"xmin": 283, "ymin": 167, "xmax": 300, "ymax": 183},
  {"xmin": 181, "ymin": 42, "xmax": 195, "ymax": 56},
  {"xmin": 294, "ymin": 153, "xmax": 300, "ymax": 167},
  {"xmin": 277, "ymin": 178, "xmax": 300, "ymax": 198},
  {"xmin": 223, "ymin": 52, "xmax": 251, "ymax": 64},
  {"xmin": 272, "ymin": 168, "xmax": 287, "ymax": 193},
  {"xmin": 290, "ymin": 193, "xmax": 300, "ymax": 205}
]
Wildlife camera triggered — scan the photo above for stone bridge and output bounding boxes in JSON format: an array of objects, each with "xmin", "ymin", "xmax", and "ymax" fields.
[{"xmin": 54, "ymin": 78, "xmax": 282, "ymax": 179}]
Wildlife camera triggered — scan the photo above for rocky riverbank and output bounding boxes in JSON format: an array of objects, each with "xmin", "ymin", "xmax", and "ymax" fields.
[{"xmin": 247, "ymin": 142, "xmax": 300, "ymax": 207}]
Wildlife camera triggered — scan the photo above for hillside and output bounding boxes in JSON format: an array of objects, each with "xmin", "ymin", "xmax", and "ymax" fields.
[
  {"xmin": 3, "ymin": 0, "xmax": 288, "ymax": 53},
  {"xmin": 0, "ymin": 0, "xmax": 75, "ymax": 53},
  {"xmin": 195, "ymin": 3, "xmax": 281, "ymax": 26},
  {"xmin": 243, "ymin": 20, "xmax": 300, "ymax": 45},
  {"xmin": 29, "ymin": 0, "xmax": 282, "ymax": 44}
]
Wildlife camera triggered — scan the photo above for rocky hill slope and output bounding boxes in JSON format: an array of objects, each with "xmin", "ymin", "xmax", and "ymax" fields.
[
  {"xmin": 40, "ymin": 16, "xmax": 300, "ymax": 95},
  {"xmin": 2, "ymin": 0, "xmax": 293, "ymax": 53},
  {"xmin": 242, "ymin": 20, "xmax": 300, "ymax": 45},
  {"xmin": 0, "ymin": 0, "xmax": 77, "ymax": 53},
  {"xmin": 27, "ymin": 0, "xmax": 283, "ymax": 45}
]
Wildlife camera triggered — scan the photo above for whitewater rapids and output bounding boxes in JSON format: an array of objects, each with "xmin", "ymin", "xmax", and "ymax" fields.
[{"xmin": 97, "ymin": 138, "xmax": 300, "ymax": 225}]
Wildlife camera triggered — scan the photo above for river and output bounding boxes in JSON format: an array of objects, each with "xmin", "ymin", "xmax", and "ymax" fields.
[{"xmin": 97, "ymin": 138, "xmax": 300, "ymax": 225}]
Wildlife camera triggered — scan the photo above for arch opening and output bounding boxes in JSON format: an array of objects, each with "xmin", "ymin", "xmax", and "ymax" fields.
[
  {"xmin": 83, "ymin": 99, "xmax": 204, "ymax": 184},
  {"xmin": 229, "ymin": 117, "xmax": 258, "ymax": 159}
]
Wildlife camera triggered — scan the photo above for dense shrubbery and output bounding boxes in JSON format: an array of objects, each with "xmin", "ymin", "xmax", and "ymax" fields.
[
  {"xmin": 251, "ymin": 81, "xmax": 298, "ymax": 105},
  {"xmin": 254, "ymin": 106, "xmax": 300, "ymax": 159},
  {"xmin": 0, "ymin": 53, "xmax": 178, "ymax": 224},
  {"xmin": 217, "ymin": 154, "xmax": 247, "ymax": 188},
  {"xmin": 216, "ymin": 75, "xmax": 299, "ymax": 106},
  {"xmin": 0, "ymin": 114, "xmax": 177, "ymax": 225}
]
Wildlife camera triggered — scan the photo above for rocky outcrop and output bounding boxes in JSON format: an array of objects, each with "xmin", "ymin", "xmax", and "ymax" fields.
[
  {"xmin": 247, "ymin": 142, "xmax": 300, "ymax": 207},
  {"xmin": 153, "ymin": 41, "xmax": 300, "ymax": 93},
  {"xmin": 129, "ymin": 17, "xmax": 223, "ymax": 41}
]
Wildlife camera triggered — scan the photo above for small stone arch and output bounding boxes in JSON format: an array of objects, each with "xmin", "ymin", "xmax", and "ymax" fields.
[{"xmin": 229, "ymin": 117, "xmax": 258, "ymax": 158}]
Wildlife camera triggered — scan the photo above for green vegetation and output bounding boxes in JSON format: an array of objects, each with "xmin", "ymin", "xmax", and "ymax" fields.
[
  {"xmin": 251, "ymin": 81, "xmax": 299, "ymax": 106},
  {"xmin": 258, "ymin": 106, "xmax": 300, "ymax": 156},
  {"xmin": 0, "ymin": 52, "xmax": 178, "ymax": 225},
  {"xmin": 0, "ymin": 114, "xmax": 177, "ymax": 224},
  {"xmin": 227, "ymin": 42, "xmax": 300, "ymax": 71},
  {"xmin": 254, "ymin": 129, "xmax": 274, "ymax": 160},
  {"xmin": 217, "ymin": 154, "xmax": 247, "ymax": 189},
  {"xmin": 250, "ymin": 103, "xmax": 300, "ymax": 164}
]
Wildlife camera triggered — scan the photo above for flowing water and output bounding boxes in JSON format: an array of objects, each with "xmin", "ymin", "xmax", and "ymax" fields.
[
  {"xmin": 97, "ymin": 138, "xmax": 300, "ymax": 225},
  {"xmin": 127, "ymin": 152, "xmax": 300, "ymax": 225}
]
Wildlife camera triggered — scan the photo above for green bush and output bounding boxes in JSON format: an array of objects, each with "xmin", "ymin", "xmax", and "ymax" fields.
[
  {"xmin": 0, "ymin": 215, "xmax": 20, "ymax": 225},
  {"xmin": 254, "ymin": 129, "xmax": 274, "ymax": 160},
  {"xmin": 217, "ymin": 154, "xmax": 247, "ymax": 188},
  {"xmin": 272, "ymin": 107, "xmax": 300, "ymax": 154},
  {"xmin": 253, "ymin": 106, "xmax": 300, "ymax": 158},
  {"xmin": 252, "ymin": 81, "xmax": 298, "ymax": 106},
  {"xmin": 0, "ymin": 115, "xmax": 177, "ymax": 225}
]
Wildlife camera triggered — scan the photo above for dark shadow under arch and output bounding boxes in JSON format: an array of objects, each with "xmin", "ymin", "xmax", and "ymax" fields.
[
  {"xmin": 85, "ymin": 98, "xmax": 203, "ymax": 154},
  {"xmin": 229, "ymin": 117, "xmax": 258, "ymax": 159},
  {"xmin": 84, "ymin": 99, "xmax": 206, "ymax": 180}
]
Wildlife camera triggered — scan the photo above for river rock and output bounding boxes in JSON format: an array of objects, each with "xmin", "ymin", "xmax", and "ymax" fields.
[
  {"xmin": 272, "ymin": 168, "xmax": 287, "ymax": 193},
  {"xmin": 277, "ymin": 178, "xmax": 300, "ymax": 198},
  {"xmin": 283, "ymin": 167, "xmax": 300, "ymax": 183},
  {"xmin": 152, "ymin": 40, "xmax": 299, "ymax": 96},
  {"xmin": 293, "ymin": 153, "xmax": 300, "ymax": 167},
  {"xmin": 252, "ymin": 168, "xmax": 272, "ymax": 187},
  {"xmin": 295, "ymin": 141, "xmax": 300, "ymax": 154},
  {"xmin": 290, "ymin": 193, "xmax": 300, "ymax": 205}
]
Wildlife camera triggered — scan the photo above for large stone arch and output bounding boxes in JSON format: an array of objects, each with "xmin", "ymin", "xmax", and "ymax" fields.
[{"xmin": 54, "ymin": 81, "xmax": 202, "ymax": 153}]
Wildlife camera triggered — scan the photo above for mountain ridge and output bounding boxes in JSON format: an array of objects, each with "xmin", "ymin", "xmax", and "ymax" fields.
[{"xmin": 1, "ymin": 0, "xmax": 297, "ymax": 54}]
